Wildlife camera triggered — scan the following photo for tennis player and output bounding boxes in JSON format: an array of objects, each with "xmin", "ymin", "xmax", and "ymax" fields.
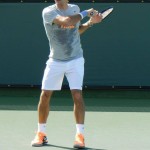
[{"xmin": 31, "ymin": 0, "xmax": 102, "ymax": 148}]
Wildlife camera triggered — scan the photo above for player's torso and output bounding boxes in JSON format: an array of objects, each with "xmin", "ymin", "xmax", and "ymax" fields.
[{"xmin": 44, "ymin": 4, "xmax": 83, "ymax": 60}]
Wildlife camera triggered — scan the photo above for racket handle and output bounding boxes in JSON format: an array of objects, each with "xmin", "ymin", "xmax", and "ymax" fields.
[
  {"xmin": 90, "ymin": 12, "xmax": 94, "ymax": 16},
  {"xmin": 90, "ymin": 6, "xmax": 113, "ymax": 16}
]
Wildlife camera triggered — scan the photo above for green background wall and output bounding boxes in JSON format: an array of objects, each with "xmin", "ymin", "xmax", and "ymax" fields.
[{"xmin": 0, "ymin": 3, "xmax": 150, "ymax": 87}]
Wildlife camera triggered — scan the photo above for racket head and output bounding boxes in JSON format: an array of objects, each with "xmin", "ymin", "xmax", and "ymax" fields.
[{"xmin": 100, "ymin": 6, "xmax": 113, "ymax": 19}]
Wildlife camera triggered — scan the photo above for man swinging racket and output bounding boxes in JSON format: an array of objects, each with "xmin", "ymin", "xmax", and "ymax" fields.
[{"xmin": 31, "ymin": 0, "xmax": 106, "ymax": 148}]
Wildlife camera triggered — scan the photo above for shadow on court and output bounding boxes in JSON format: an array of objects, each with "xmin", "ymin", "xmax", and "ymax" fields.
[
  {"xmin": 0, "ymin": 87, "xmax": 150, "ymax": 112},
  {"xmin": 45, "ymin": 144, "xmax": 106, "ymax": 150}
]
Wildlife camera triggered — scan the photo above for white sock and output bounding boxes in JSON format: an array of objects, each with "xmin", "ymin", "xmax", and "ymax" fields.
[
  {"xmin": 38, "ymin": 123, "xmax": 46, "ymax": 134},
  {"xmin": 76, "ymin": 124, "xmax": 84, "ymax": 135}
]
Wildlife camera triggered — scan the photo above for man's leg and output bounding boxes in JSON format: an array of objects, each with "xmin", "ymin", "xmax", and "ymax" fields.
[
  {"xmin": 71, "ymin": 89, "xmax": 85, "ymax": 149},
  {"xmin": 71, "ymin": 89, "xmax": 85, "ymax": 124},
  {"xmin": 31, "ymin": 90, "xmax": 53, "ymax": 147},
  {"xmin": 65, "ymin": 57, "xmax": 85, "ymax": 148},
  {"xmin": 38, "ymin": 90, "xmax": 53, "ymax": 124}
]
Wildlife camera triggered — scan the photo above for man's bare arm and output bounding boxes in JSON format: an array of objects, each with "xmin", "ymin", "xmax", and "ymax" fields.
[
  {"xmin": 79, "ymin": 13, "xmax": 103, "ymax": 35},
  {"xmin": 53, "ymin": 8, "xmax": 97, "ymax": 26}
]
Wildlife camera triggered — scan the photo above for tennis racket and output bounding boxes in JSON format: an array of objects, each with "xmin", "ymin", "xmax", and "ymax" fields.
[{"xmin": 100, "ymin": 6, "xmax": 113, "ymax": 19}]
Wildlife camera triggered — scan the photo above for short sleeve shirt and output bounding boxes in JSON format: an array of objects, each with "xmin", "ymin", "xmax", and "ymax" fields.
[{"xmin": 42, "ymin": 4, "xmax": 83, "ymax": 61}]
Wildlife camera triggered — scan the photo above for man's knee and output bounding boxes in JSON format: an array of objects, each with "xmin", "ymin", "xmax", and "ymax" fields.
[
  {"xmin": 40, "ymin": 90, "xmax": 53, "ymax": 103},
  {"xmin": 72, "ymin": 90, "xmax": 82, "ymax": 99},
  {"xmin": 71, "ymin": 90, "xmax": 84, "ymax": 105}
]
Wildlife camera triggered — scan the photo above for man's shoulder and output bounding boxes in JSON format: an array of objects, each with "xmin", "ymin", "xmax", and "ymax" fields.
[
  {"xmin": 68, "ymin": 4, "xmax": 80, "ymax": 12},
  {"xmin": 68, "ymin": 3, "xmax": 79, "ymax": 9},
  {"xmin": 43, "ymin": 4, "xmax": 56, "ymax": 14}
]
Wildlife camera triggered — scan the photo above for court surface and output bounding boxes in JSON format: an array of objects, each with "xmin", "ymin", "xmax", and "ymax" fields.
[{"xmin": 0, "ymin": 88, "xmax": 150, "ymax": 150}]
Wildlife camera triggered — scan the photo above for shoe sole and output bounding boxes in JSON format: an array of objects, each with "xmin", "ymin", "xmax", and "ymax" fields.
[
  {"xmin": 74, "ymin": 144, "xmax": 85, "ymax": 149},
  {"xmin": 31, "ymin": 142, "xmax": 48, "ymax": 147}
]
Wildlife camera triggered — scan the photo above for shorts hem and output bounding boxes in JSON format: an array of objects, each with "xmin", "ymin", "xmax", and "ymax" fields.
[
  {"xmin": 70, "ymin": 87, "xmax": 82, "ymax": 90},
  {"xmin": 41, "ymin": 88, "xmax": 61, "ymax": 91}
]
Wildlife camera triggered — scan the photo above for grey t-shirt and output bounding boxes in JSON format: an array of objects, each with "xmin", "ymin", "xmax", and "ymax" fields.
[{"xmin": 42, "ymin": 4, "xmax": 83, "ymax": 61}]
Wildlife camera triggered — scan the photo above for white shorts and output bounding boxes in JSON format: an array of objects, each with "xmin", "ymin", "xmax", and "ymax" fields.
[{"xmin": 41, "ymin": 57, "xmax": 84, "ymax": 90}]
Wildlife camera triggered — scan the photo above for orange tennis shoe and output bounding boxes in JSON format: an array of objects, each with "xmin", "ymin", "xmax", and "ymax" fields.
[
  {"xmin": 73, "ymin": 133, "xmax": 85, "ymax": 149},
  {"xmin": 31, "ymin": 132, "xmax": 48, "ymax": 147}
]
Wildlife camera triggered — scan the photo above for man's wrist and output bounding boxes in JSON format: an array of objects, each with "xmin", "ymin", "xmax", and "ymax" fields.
[
  {"xmin": 79, "ymin": 10, "xmax": 88, "ymax": 19},
  {"xmin": 87, "ymin": 20, "xmax": 93, "ymax": 27}
]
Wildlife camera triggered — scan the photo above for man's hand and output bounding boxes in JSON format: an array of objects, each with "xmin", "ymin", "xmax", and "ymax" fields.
[
  {"xmin": 89, "ymin": 13, "xmax": 103, "ymax": 24},
  {"xmin": 86, "ymin": 8, "xmax": 98, "ymax": 17}
]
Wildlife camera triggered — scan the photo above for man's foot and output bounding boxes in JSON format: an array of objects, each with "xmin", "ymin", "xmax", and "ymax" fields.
[
  {"xmin": 31, "ymin": 132, "xmax": 48, "ymax": 147},
  {"xmin": 73, "ymin": 133, "xmax": 85, "ymax": 149}
]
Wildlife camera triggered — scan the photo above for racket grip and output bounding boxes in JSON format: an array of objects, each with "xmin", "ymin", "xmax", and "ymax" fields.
[{"xmin": 90, "ymin": 12, "xmax": 94, "ymax": 16}]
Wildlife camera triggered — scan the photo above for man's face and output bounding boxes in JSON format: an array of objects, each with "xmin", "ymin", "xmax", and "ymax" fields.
[{"xmin": 54, "ymin": 0, "xmax": 67, "ymax": 4}]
